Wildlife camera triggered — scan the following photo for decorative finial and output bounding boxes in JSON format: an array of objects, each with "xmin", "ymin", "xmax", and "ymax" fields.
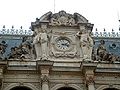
[
  {"xmin": 20, "ymin": 26, "xmax": 22, "ymax": 29},
  {"xmin": 103, "ymin": 28, "xmax": 106, "ymax": 31},
  {"xmin": 3, "ymin": 25, "xmax": 5, "ymax": 28},
  {"xmin": 12, "ymin": 25, "xmax": 14, "ymax": 29},
  {"xmin": 29, "ymin": 26, "xmax": 31, "ymax": 29},
  {"xmin": 95, "ymin": 28, "xmax": 98, "ymax": 31},
  {"xmin": 36, "ymin": 18, "xmax": 39, "ymax": 21},
  {"xmin": 118, "ymin": 20, "xmax": 120, "ymax": 31}
]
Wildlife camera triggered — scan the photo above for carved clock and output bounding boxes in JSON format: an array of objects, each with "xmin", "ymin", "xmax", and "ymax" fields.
[
  {"xmin": 55, "ymin": 37, "xmax": 71, "ymax": 51},
  {"xmin": 50, "ymin": 35, "xmax": 78, "ymax": 58},
  {"xmin": 56, "ymin": 38, "xmax": 70, "ymax": 50}
]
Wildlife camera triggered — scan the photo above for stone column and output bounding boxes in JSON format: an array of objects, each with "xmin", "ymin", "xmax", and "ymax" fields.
[
  {"xmin": 82, "ymin": 62, "xmax": 97, "ymax": 90},
  {"xmin": 37, "ymin": 60, "xmax": 54, "ymax": 90}
]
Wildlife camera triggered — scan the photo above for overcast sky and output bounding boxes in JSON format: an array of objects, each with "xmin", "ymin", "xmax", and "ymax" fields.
[{"xmin": 0, "ymin": 0, "xmax": 120, "ymax": 32}]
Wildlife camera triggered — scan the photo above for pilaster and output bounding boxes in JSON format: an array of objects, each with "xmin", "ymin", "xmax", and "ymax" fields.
[
  {"xmin": 37, "ymin": 60, "xmax": 54, "ymax": 90},
  {"xmin": 82, "ymin": 62, "xmax": 97, "ymax": 90}
]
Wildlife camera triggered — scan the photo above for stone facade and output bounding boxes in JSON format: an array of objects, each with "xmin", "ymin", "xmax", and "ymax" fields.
[{"xmin": 0, "ymin": 11, "xmax": 120, "ymax": 90}]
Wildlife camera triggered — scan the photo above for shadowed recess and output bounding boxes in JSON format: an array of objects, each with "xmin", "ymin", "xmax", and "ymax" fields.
[
  {"xmin": 10, "ymin": 86, "xmax": 32, "ymax": 90},
  {"xmin": 103, "ymin": 88, "xmax": 119, "ymax": 90},
  {"xmin": 57, "ymin": 87, "xmax": 77, "ymax": 90}
]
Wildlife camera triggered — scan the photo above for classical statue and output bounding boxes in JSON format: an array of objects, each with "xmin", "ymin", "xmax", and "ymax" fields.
[
  {"xmin": 40, "ymin": 28, "xmax": 48, "ymax": 60},
  {"xmin": 33, "ymin": 29, "xmax": 42, "ymax": 60},
  {"xmin": 20, "ymin": 37, "xmax": 32, "ymax": 59},
  {"xmin": 97, "ymin": 40, "xmax": 107, "ymax": 59},
  {"xmin": 77, "ymin": 30, "xmax": 94, "ymax": 60},
  {"xmin": 0, "ymin": 41, "xmax": 7, "ymax": 59},
  {"xmin": 33, "ymin": 27, "xmax": 48, "ymax": 60},
  {"xmin": 9, "ymin": 47, "xmax": 20, "ymax": 59},
  {"xmin": 9, "ymin": 37, "xmax": 32, "ymax": 59},
  {"xmin": 96, "ymin": 40, "xmax": 119, "ymax": 63}
]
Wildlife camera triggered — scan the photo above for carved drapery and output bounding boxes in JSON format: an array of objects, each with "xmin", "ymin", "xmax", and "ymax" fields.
[
  {"xmin": 76, "ymin": 28, "xmax": 93, "ymax": 60},
  {"xmin": 32, "ymin": 22, "xmax": 49, "ymax": 60}
]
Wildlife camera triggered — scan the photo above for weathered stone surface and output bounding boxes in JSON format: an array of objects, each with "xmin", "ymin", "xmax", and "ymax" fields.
[{"xmin": 0, "ymin": 11, "xmax": 120, "ymax": 90}]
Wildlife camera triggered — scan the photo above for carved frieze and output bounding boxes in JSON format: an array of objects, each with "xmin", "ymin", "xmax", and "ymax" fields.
[
  {"xmin": 31, "ymin": 10, "xmax": 88, "ymax": 30},
  {"xmin": 50, "ymin": 11, "xmax": 76, "ymax": 26}
]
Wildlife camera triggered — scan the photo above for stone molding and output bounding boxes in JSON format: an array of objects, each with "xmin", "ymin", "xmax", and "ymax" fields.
[
  {"xmin": 37, "ymin": 60, "xmax": 54, "ymax": 74},
  {"xmin": 51, "ymin": 84, "xmax": 82, "ymax": 90},
  {"xmin": 81, "ymin": 62, "xmax": 97, "ymax": 86},
  {"xmin": 96, "ymin": 85, "xmax": 120, "ymax": 90},
  {"xmin": 0, "ymin": 61, "xmax": 7, "ymax": 89},
  {"xmin": 3, "ymin": 83, "xmax": 39, "ymax": 90},
  {"xmin": 31, "ymin": 11, "xmax": 90, "ymax": 30}
]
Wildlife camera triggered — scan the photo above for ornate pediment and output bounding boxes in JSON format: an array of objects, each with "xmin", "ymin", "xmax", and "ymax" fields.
[
  {"xmin": 31, "ymin": 11, "xmax": 88, "ymax": 29},
  {"xmin": 50, "ymin": 10, "xmax": 76, "ymax": 26}
]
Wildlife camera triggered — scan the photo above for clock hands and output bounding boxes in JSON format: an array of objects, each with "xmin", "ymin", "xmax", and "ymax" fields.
[
  {"xmin": 61, "ymin": 43, "xmax": 69, "ymax": 47},
  {"xmin": 57, "ymin": 39, "xmax": 70, "ymax": 50}
]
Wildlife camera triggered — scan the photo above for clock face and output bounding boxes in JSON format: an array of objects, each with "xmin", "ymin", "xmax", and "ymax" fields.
[{"xmin": 57, "ymin": 39, "xmax": 70, "ymax": 50}]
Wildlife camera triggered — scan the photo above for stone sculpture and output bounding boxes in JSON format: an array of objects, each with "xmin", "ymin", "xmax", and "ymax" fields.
[
  {"xmin": 33, "ymin": 26, "xmax": 48, "ymax": 60},
  {"xmin": 9, "ymin": 37, "xmax": 32, "ymax": 59},
  {"xmin": 0, "ymin": 41, "xmax": 7, "ymax": 59},
  {"xmin": 77, "ymin": 30, "xmax": 93, "ymax": 60},
  {"xmin": 96, "ymin": 40, "xmax": 119, "ymax": 63},
  {"xmin": 50, "ymin": 10, "xmax": 75, "ymax": 26}
]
